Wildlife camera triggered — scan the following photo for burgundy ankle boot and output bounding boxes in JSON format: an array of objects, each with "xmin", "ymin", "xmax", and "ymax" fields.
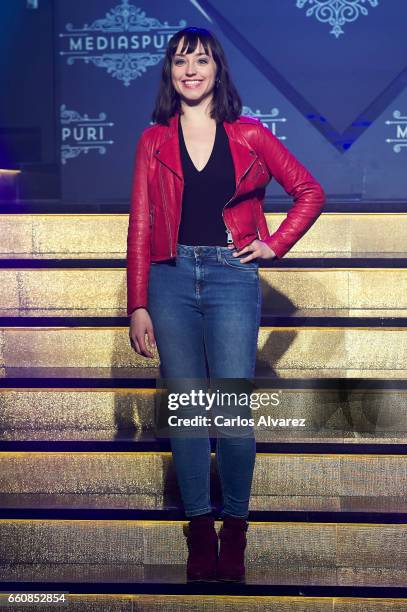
[
  {"xmin": 183, "ymin": 514, "xmax": 218, "ymax": 581},
  {"xmin": 216, "ymin": 515, "xmax": 249, "ymax": 581}
]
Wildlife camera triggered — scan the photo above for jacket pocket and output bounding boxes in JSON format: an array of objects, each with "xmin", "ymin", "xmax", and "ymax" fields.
[{"xmin": 254, "ymin": 160, "xmax": 265, "ymax": 179}]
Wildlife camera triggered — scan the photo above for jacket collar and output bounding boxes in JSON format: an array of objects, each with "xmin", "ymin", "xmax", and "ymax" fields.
[{"xmin": 153, "ymin": 112, "xmax": 257, "ymax": 183}]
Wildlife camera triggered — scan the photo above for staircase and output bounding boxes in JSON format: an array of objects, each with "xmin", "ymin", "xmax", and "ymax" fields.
[{"xmin": 0, "ymin": 206, "xmax": 406, "ymax": 610}]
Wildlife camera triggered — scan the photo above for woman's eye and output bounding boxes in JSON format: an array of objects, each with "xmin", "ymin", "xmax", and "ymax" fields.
[{"xmin": 174, "ymin": 58, "xmax": 209, "ymax": 66}]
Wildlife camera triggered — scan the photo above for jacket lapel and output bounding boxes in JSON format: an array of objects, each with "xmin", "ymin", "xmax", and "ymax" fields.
[
  {"xmin": 153, "ymin": 113, "xmax": 183, "ymax": 180},
  {"xmin": 153, "ymin": 112, "xmax": 257, "ymax": 187},
  {"xmin": 223, "ymin": 120, "xmax": 258, "ymax": 188}
]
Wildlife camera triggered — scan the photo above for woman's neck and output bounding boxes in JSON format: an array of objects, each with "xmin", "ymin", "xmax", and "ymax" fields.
[{"xmin": 179, "ymin": 99, "xmax": 215, "ymax": 127}]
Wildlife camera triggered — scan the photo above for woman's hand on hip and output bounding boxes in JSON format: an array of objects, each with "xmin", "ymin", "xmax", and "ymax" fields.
[
  {"xmin": 227, "ymin": 239, "xmax": 276, "ymax": 262},
  {"xmin": 129, "ymin": 308, "xmax": 156, "ymax": 358}
]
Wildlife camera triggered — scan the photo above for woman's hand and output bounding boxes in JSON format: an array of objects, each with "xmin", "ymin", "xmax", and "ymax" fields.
[
  {"xmin": 227, "ymin": 239, "xmax": 276, "ymax": 262},
  {"xmin": 129, "ymin": 308, "xmax": 156, "ymax": 358}
]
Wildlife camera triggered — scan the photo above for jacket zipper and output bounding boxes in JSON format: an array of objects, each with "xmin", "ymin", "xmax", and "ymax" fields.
[
  {"xmin": 222, "ymin": 155, "xmax": 257, "ymax": 244},
  {"xmin": 159, "ymin": 164, "xmax": 173, "ymax": 256}
]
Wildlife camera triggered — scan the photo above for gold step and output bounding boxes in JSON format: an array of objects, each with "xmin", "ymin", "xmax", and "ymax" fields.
[
  {"xmin": 1, "ymin": 327, "xmax": 407, "ymax": 378},
  {"xmin": 1, "ymin": 452, "xmax": 406, "ymax": 512},
  {"xmin": 0, "ymin": 520, "xmax": 405, "ymax": 586},
  {"xmin": 1, "ymin": 387, "xmax": 405, "ymax": 442},
  {"xmin": 0, "ymin": 213, "xmax": 406, "ymax": 258},
  {"xmin": 0, "ymin": 594, "xmax": 404, "ymax": 612},
  {"xmin": 2, "ymin": 267, "xmax": 407, "ymax": 315}
]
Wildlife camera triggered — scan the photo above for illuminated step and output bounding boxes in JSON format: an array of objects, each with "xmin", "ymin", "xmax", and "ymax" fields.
[
  {"xmin": 1, "ymin": 386, "xmax": 406, "ymax": 443},
  {"xmin": 1, "ymin": 594, "xmax": 402, "ymax": 612},
  {"xmin": 1, "ymin": 326, "xmax": 407, "ymax": 378},
  {"xmin": 1, "ymin": 266, "xmax": 407, "ymax": 316},
  {"xmin": 1, "ymin": 452, "xmax": 406, "ymax": 513},
  {"xmin": 0, "ymin": 213, "xmax": 407, "ymax": 258},
  {"xmin": 0, "ymin": 520, "xmax": 405, "ymax": 586}
]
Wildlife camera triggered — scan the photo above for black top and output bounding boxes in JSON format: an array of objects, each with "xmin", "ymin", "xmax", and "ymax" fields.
[{"xmin": 177, "ymin": 118, "xmax": 236, "ymax": 246}]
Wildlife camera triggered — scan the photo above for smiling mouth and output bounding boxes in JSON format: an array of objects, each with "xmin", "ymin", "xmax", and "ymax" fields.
[{"xmin": 182, "ymin": 80, "xmax": 203, "ymax": 88}]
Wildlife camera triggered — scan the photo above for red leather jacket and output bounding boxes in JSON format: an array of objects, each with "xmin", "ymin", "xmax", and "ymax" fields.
[{"xmin": 127, "ymin": 112, "xmax": 325, "ymax": 315}]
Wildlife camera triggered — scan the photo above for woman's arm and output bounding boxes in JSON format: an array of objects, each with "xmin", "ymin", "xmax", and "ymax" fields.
[
  {"xmin": 126, "ymin": 132, "xmax": 151, "ymax": 316},
  {"xmin": 257, "ymin": 123, "xmax": 326, "ymax": 258}
]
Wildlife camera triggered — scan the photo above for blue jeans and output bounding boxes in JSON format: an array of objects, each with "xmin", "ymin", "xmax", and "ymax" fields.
[{"xmin": 148, "ymin": 244, "xmax": 261, "ymax": 518}]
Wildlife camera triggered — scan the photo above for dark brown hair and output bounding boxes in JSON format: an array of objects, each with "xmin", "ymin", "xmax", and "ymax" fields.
[{"xmin": 151, "ymin": 27, "xmax": 242, "ymax": 125}]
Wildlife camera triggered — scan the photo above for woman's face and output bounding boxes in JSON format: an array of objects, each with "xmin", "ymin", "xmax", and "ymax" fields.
[{"xmin": 171, "ymin": 37, "xmax": 217, "ymax": 105}]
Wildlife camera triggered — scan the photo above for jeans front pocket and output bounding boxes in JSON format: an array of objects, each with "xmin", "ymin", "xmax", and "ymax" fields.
[{"xmin": 222, "ymin": 249, "xmax": 259, "ymax": 272}]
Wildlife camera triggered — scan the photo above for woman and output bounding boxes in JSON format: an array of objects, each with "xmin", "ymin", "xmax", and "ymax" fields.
[{"xmin": 127, "ymin": 26, "xmax": 325, "ymax": 582}]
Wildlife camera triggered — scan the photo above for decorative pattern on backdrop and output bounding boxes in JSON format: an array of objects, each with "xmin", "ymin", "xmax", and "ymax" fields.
[{"xmin": 55, "ymin": 0, "xmax": 407, "ymax": 202}]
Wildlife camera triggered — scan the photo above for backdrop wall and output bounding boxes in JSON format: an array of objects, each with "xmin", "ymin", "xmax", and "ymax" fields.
[{"xmin": 5, "ymin": 1, "xmax": 407, "ymax": 202}]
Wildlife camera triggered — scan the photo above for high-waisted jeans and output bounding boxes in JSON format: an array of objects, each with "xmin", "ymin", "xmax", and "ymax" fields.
[{"xmin": 148, "ymin": 244, "xmax": 262, "ymax": 518}]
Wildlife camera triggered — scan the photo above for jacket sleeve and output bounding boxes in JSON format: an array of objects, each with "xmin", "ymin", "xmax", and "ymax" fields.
[
  {"xmin": 258, "ymin": 123, "xmax": 326, "ymax": 258},
  {"xmin": 126, "ymin": 132, "xmax": 151, "ymax": 315}
]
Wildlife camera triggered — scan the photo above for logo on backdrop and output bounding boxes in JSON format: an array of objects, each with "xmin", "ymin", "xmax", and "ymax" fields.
[
  {"xmin": 59, "ymin": 0, "xmax": 187, "ymax": 86},
  {"xmin": 60, "ymin": 105, "xmax": 114, "ymax": 165},
  {"xmin": 242, "ymin": 106, "xmax": 287, "ymax": 140},
  {"xmin": 296, "ymin": 0, "xmax": 379, "ymax": 38},
  {"xmin": 385, "ymin": 110, "xmax": 407, "ymax": 153}
]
